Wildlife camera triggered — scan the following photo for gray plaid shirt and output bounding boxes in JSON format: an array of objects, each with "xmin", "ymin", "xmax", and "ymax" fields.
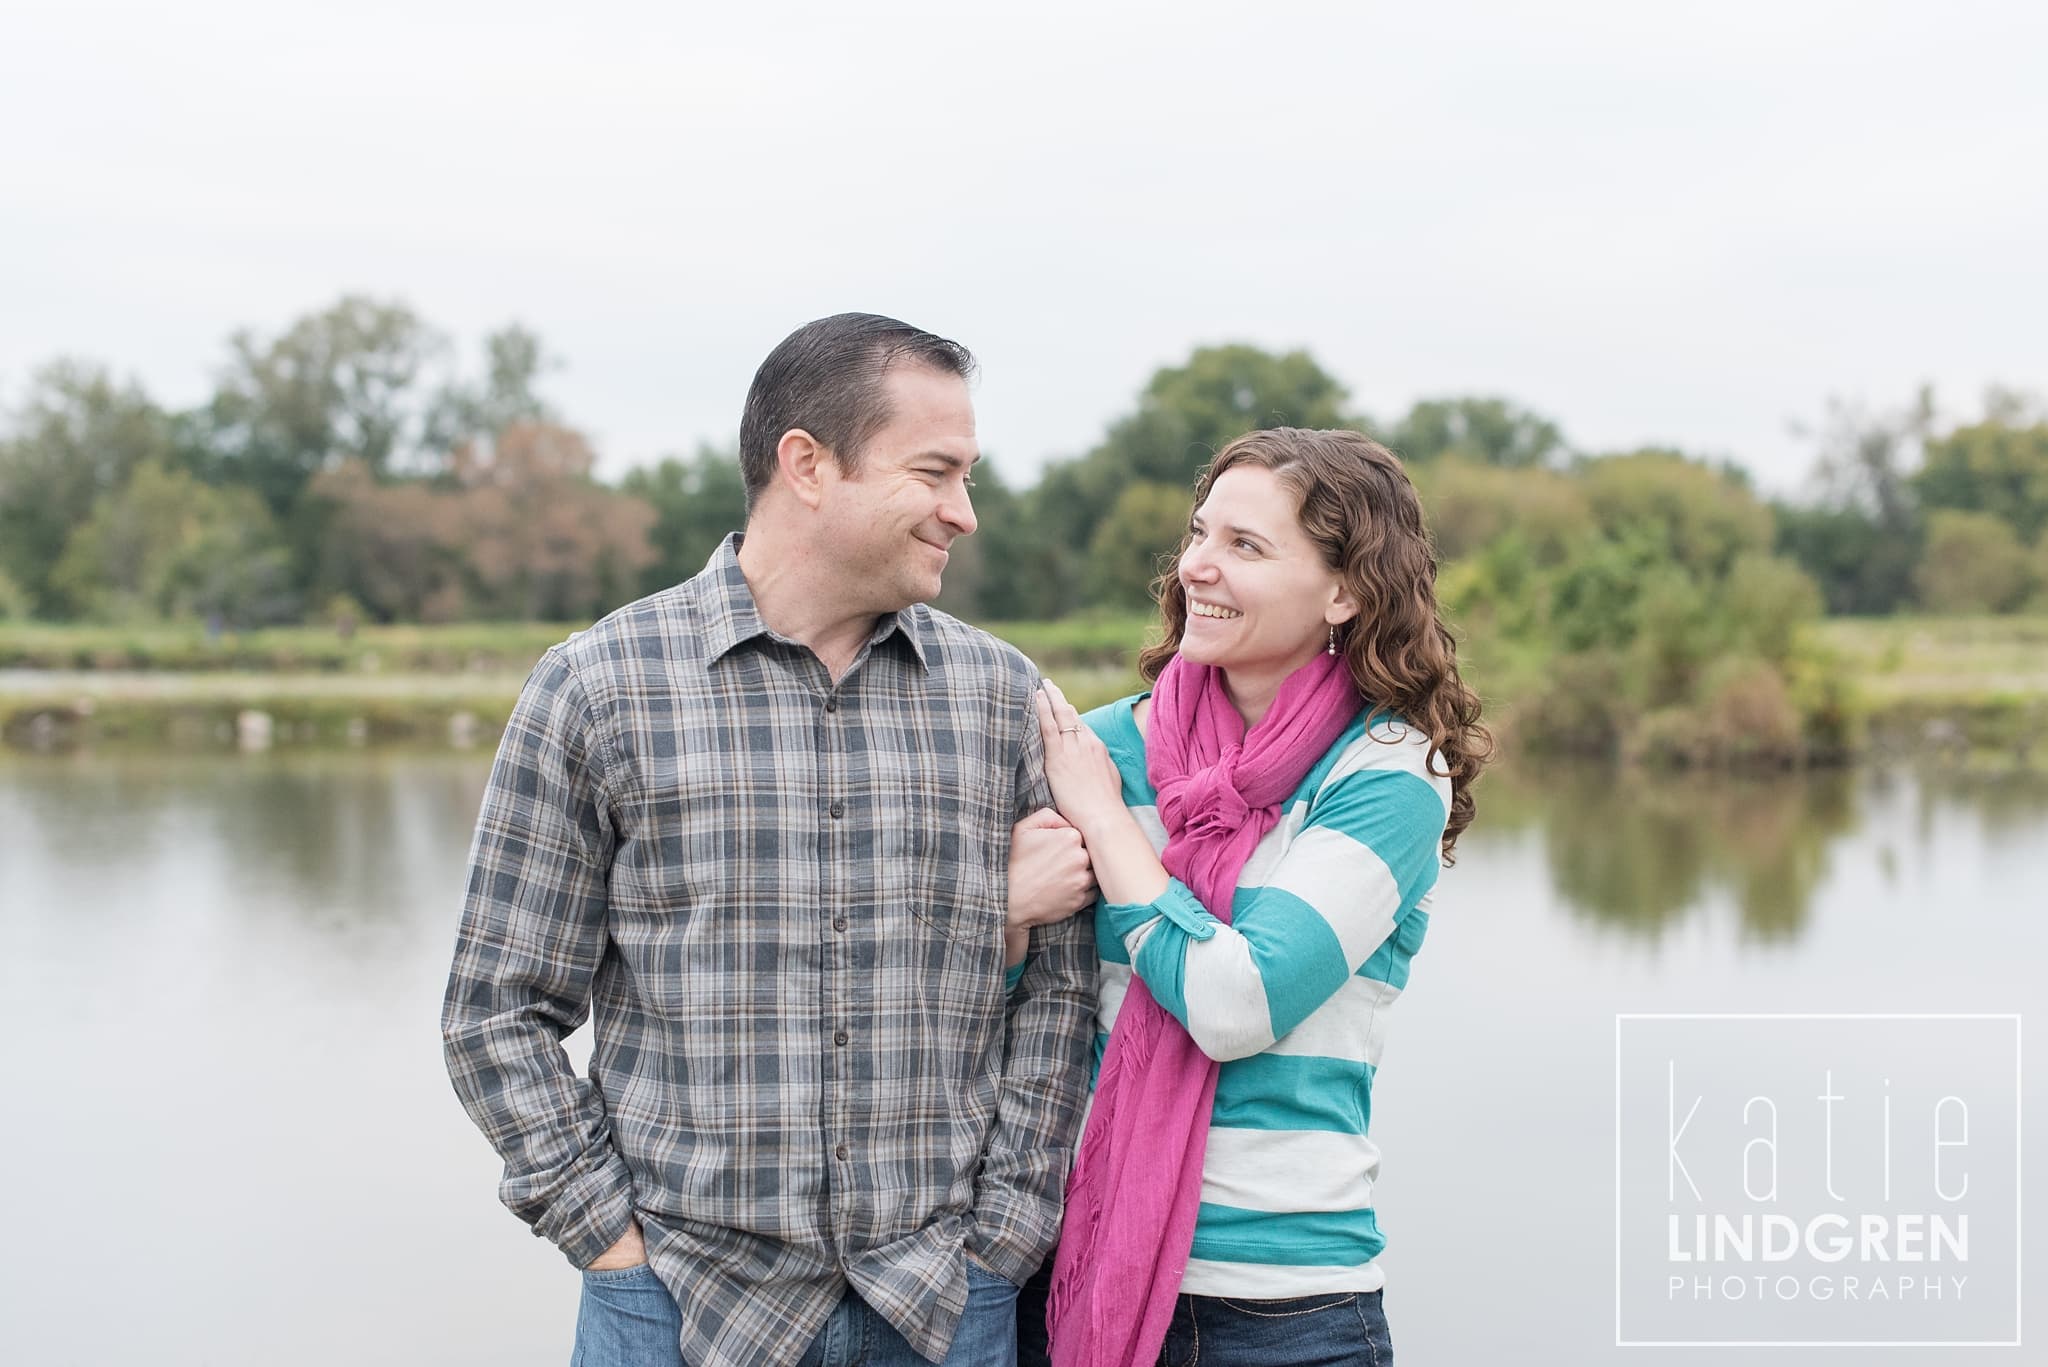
[{"xmin": 442, "ymin": 536, "xmax": 1095, "ymax": 1367}]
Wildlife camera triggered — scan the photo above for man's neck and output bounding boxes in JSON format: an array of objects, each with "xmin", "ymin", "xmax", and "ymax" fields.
[{"xmin": 735, "ymin": 526, "xmax": 886, "ymax": 683}]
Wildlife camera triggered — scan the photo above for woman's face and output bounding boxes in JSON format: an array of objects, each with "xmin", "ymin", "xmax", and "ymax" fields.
[{"xmin": 1175, "ymin": 464, "xmax": 1357, "ymax": 681}]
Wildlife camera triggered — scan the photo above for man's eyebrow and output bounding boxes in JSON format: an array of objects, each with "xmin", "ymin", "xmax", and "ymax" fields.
[{"xmin": 920, "ymin": 450, "xmax": 981, "ymax": 469}]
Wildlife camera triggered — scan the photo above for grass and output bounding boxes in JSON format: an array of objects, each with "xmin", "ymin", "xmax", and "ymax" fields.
[
  {"xmin": 0, "ymin": 613, "xmax": 1154, "ymax": 674},
  {"xmin": 0, "ymin": 620, "xmax": 580, "ymax": 674},
  {"xmin": 1814, "ymin": 614, "xmax": 2048, "ymax": 702}
]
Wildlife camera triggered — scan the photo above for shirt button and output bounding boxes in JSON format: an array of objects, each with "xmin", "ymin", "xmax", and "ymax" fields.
[
  {"xmin": 824, "ymin": 698, "xmax": 839, "ymax": 713},
  {"xmin": 834, "ymin": 1028, "xmax": 849, "ymax": 1046},
  {"xmin": 832, "ymin": 916, "xmax": 847, "ymax": 932},
  {"xmin": 828, "ymin": 800, "xmax": 844, "ymax": 819},
  {"xmin": 835, "ymin": 1143, "xmax": 849, "ymax": 1161}
]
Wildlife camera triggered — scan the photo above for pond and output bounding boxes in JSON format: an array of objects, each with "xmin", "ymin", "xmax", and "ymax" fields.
[{"xmin": 2, "ymin": 752, "xmax": 2040, "ymax": 1364}]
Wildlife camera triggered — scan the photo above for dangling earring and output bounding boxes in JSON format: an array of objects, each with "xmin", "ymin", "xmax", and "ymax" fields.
[{"xmin": 1326, "ymin": 625, "xmax": 1337, "ymax": 656}]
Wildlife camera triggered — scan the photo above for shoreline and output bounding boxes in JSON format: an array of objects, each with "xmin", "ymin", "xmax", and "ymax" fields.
[
  {"xmin": 5, "ymin": 678, "xmax": 2043, "ymax": 772},
  {"xmin": 4, "ymin": 616, "xmax": 2044, "ymax": 769}
]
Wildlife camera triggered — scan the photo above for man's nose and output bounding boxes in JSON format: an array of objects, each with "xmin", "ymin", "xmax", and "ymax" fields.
[{"xmin": 939, "ymin": 483, "xmax": 977, "ymax": 536}]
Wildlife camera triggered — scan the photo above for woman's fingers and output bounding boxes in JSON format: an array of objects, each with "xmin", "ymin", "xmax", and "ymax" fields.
[
  {"xmin": 1040, "ymin": 679, "xmax": 1084, "ymax": 742},
  {"xmin": 1033, "ymin": 682, "xmax": 1063, "ymax": 744}
]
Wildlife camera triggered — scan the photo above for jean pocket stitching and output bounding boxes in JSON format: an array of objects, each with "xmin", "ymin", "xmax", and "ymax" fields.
[
  {"xmin": 582, "ymin": 1262, "xmax": 658, "ymax": 1284},
  {"xmin": 1215, "ymin": 1292, "xmax": 1358, "ymax": 1319}
]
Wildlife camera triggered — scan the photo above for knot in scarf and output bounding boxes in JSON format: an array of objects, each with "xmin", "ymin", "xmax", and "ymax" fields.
[{"xmin": 1162, "ymin": 749, "xmax": 1251, "ymax": 845}]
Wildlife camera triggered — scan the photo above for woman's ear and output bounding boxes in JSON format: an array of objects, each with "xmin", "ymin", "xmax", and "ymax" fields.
[{"xmin": 1327, "ymin": 586, "xmax": 1361, "ymax": 627}]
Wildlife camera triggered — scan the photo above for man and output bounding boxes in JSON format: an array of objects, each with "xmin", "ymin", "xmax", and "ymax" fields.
[{"xmin": 442, "ymin": 314, "xmax": 1097, "ymax": 1367}]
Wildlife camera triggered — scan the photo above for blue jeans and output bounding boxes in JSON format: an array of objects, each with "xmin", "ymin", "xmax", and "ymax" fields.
[
  {"xmin": 1158, "ymin": 1290, "xmax": 1394, "ymax": 1367},
  {"xmin": 1018, "ymin": 1265, "xmax": 1393, "ymax": 1367},
  {"xmin": 572, "ymin": 1262, "xmax": 1020, "ymax": 1366}
]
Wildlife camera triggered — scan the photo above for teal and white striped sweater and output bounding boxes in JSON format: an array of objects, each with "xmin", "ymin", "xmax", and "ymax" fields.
[{"xmin": 1083, "ymin": 693, "xmax": 1450, "ymax": 1298}]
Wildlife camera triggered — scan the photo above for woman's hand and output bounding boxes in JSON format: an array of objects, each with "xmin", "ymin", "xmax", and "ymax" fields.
[{"xmin": 1034, "ymin": 679, "xmax": 1128, "ymax": 839}]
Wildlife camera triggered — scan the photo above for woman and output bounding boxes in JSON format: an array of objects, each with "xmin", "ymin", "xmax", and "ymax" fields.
[{"xmin": 1022, "ymin": 427, "xmax": 1488, "ymax": 1366}]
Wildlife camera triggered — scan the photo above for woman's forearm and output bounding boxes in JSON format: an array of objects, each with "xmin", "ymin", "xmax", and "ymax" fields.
[{"xmin": 1075, "ymin": 806, "xmax": 1171, "ymax": 908}]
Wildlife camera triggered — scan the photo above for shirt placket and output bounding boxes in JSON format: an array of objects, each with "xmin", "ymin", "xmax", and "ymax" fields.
[{"xmin": 817, "ymin": 652, "xmax": 865, "ymax": 1255}]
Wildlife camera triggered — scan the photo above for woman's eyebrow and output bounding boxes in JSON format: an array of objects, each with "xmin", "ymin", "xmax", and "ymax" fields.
[{"xmin": 1192, "ymin": 514, "xmax": 1271, "ymax": 544}]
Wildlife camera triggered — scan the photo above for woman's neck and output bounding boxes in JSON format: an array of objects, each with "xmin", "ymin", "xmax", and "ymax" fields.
[
  {"xmin": 1220, "ymin": 643, "xmax": 1334, "ymax": 731},
  {"xmin": 1221, "ymin": 668, "xmax": 1281, "ymax": 730}
]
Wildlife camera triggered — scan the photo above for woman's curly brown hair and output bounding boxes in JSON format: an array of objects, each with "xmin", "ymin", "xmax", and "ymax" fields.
[{"xmin": 1137, "ymin": 427, "xmax": 1492, "ymax": 863}]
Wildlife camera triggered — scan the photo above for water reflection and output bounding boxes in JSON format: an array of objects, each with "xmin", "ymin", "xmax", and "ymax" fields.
[
  {"xmin": 1481, "ymin": 760, "xmax": 1860, "ymax": 943},
  {"xmin": 11, "ymin": 751, "xmax": 2039, "ymax": 957},
  {"xmin": 3, "ymin": 750, "xmax": 491, "ymax": 952}
]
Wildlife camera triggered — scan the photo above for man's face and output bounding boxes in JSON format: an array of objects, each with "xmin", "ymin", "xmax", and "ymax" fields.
[{"xmin": 815, "ymin": 364, "xmax": 980, "ymax": 613}]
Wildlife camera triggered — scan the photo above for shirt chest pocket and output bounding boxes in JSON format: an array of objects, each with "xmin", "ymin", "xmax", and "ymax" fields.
[{"xmin": 898, "ymin": 783, "xmax": 1009, "ymax": 945}]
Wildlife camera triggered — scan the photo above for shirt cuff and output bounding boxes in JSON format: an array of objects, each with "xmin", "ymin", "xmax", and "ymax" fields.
[
  {"xmin": 1103, "ymin": 877, "xmax": 1219, "ymax": 949},
  {"xmin": 536, "ymin": 1151, "xmax": 639, "ymax": 1269}
]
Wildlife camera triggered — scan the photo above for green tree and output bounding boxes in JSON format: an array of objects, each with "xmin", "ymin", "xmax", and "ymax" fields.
[
  {"xmin": 1913, "ymin": 420, "xmax": 2048, "ymax": 544},
  {"xmin": 1772, "ymin": 502, "xmax": 1920, "ymax": 617},
  {"xmin": 1777, "ymin": 392, "xmax": 1930, "ymax": 614},
  {"xmin": 929, "ymin": 459, "xmax": 1046, "ymax": 621},
  {"xmin": 1085, "ymin": 481, "xmax": 1190, "ymax": 609},
  {"xmin": 50, "ymin": 460, "xmax": 291, "ymax": 622},
  {"xmin": 201, "ymin": 295, "xmax": 443, "ymax": 514},
  {"xmin": 424, "ymin": 323, "xmax": 559, "ymax": 456},
  {"xmin": 1575, "ymin": 449, "xmax": 1775, "ymax": 578},
  {"xmin": 1027, "ymin": 346, "xmax": 1354, "ymax": 591},
  {"xmin": 1914, "ymin": 509, "xmax": 2032, "ymax": 613},
  {"xmin": 1412, "ymin": 458, "xmax": 1592, "ymax": 563},
  {"xmin": 1720, "ymin": 552, "xmax": 1824, "ymax": 662},
  {"xmin": 0, "ymin": 569, "xmax": 29, "ymax": 621},
  {"xmin": 0, "ymin": 361, "xmax": 175, "ymax": 616},
  {"xmin": 1385, "ymin": 396, "xmax": 1566, "ymax": 468},
  {"xmin": 618, "ymin": 445, "xmax": 749, "ymax": 597}
]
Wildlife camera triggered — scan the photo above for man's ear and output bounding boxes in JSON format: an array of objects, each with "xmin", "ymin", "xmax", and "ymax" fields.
[{"xmin": 775, "ymin": 428, "xmax": 830, "ymax": 510}]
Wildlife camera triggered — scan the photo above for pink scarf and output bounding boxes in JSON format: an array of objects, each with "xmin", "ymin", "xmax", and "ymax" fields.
[{"xmin": 1046, "ymin": 649, "xmax": 1362, "ymax": 1367}]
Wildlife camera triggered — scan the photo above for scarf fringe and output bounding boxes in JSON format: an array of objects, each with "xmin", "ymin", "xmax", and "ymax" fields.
[{"xmin": 1046, "ymin": 994, "xmax": 1163, "ymax": 1364}]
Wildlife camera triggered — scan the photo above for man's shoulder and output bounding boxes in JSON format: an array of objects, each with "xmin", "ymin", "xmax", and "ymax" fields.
[
  {"xmin": 906, "ymin": 604, "xmax": 1038, "ymax": 687},
  {"xmin": 547, "ymin": 580, "xmax": 705, "ymax": 681}
]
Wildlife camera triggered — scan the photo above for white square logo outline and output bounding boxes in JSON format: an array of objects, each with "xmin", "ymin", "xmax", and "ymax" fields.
[{"xmin": 1613, "ymin": 1012, "xmax": 2022, "ymax": 1349}]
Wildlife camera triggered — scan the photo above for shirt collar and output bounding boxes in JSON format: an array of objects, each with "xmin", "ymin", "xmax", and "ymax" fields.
[{"xmin": 700, "ymin": 533, "xmax": 929, "ymax": 671}]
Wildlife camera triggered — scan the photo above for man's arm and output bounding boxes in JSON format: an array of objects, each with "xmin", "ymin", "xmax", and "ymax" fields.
[
  {"xmin": 966, "ymin": 693, "xmax": 1098, "ymax": 1282},
  {"xmin": 440, "ymin": 647, "xmax": 639, "ymax": 1269}
]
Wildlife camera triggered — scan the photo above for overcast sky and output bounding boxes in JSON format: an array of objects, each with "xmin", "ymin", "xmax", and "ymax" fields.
[{"xmin": 5, "ymin": 1, "xmax": 2044, "ymax": 495}]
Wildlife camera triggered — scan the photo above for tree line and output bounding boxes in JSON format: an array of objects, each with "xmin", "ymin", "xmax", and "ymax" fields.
[{"xmin": 3, "ymin": 294, "xmax": 2045, "ymax": 641}]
